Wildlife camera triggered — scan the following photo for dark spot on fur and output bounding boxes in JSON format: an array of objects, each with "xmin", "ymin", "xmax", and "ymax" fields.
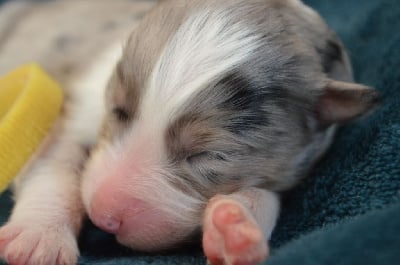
[
  {"xmin": 102, "ymin": 20, "xmax": 118, "ymax": 31},
  {"xmin": 55, "ymin": 35, "xmax": 79, "ymax": 51},
  {"xmin": 216, "ymin": 71, "xmax": 278, "ymax": 135}
]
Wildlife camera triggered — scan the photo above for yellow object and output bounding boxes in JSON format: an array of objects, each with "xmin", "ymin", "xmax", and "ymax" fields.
[{"xmin": 0, "ymin": 64, "xmax": 63, "ymax": 193}]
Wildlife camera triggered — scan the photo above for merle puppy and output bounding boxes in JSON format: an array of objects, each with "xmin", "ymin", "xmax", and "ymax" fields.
[{"xmin": 0, "ymin": 0, "xmax": 380, "ymax": 265}]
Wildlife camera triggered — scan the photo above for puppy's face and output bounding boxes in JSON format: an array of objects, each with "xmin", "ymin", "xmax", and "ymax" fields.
[{"xmin": 81, "ymin": 0, "xmax": 380, "ymax": 251}]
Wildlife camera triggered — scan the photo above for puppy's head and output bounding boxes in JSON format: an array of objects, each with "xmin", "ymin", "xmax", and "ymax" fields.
[{"xmin": 82, "ymin": 0, "xmax": 380, "ymax": 251}]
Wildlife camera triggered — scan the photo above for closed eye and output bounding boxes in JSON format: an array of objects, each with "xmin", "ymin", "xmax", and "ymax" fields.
[
  {"xmin": 186, "ymin": 151, "xmax": 227, "ymax": 164},
  {"xmin": 112, "ymin": 107, "xmax": 130, "ymax": 122}
]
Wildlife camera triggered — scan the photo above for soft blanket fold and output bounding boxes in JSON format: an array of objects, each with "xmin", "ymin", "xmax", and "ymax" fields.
[{"xmin": 1, "ymin": 0, "xmax": 399, "ymax": 264}]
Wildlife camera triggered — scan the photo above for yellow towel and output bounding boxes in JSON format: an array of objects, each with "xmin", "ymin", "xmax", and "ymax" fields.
[{"xmin": 0, "ymin": 64, "xmax": 63, "ymax": 193}]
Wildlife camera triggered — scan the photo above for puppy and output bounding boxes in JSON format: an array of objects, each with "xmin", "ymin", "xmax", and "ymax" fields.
[{"xmin": 0, "ymin": 0, "xmax": 380, "ymax": 264}]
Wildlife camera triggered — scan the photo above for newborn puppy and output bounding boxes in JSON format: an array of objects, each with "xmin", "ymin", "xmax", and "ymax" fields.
[{"xmin": 0, "ymin": 0, "xmax": 380, "ymax": 265}]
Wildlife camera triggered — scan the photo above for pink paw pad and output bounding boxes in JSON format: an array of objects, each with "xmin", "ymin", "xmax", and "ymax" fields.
[{"xmin": 203, "ymin": 199, "xmax": 268, "ymax": 265}]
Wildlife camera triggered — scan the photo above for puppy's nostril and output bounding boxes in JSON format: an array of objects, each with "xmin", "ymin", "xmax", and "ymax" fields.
[{"xmin": 99, "ymin": 215, "xmax": 121, "ymax": 234}]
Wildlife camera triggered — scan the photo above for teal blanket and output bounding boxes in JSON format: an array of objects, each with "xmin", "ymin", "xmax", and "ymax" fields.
[{"xmin": 1, "ymin": 0, "xmax": 399, "ymax": 264}]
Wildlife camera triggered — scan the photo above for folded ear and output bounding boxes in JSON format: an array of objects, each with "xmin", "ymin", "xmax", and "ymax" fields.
[{"xmin": 316, "ymin": 80, "xmax": 382, "ymax": 124}]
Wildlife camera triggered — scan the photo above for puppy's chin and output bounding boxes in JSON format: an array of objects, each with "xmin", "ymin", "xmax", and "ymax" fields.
[{"xmin": 115, "ymin": 215, "xmax": 196, "ymax": 252}]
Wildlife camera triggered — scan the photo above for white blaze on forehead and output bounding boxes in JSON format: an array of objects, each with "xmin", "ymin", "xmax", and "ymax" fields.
[{"xmin": 140, "ymin": 8, "xmax": 263, "ymax": 126}]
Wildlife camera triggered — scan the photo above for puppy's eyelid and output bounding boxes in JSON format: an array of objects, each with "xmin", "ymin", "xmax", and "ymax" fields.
[
  {"xmin": 186, "ymin": 151, "xmax": 227, "ymax": 164},
  {"xmin": 186, "ymin": 151, "xmax": 208, "ymax": 163},
  {"xmin": 112, "ymin": 107, "xmax": 130, "ymax": 122}
]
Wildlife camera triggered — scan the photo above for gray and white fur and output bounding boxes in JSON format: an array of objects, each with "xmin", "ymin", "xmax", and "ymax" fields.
[{"xmin": 0, "ymin": 1, "xmax": 380, "ymax": 265}]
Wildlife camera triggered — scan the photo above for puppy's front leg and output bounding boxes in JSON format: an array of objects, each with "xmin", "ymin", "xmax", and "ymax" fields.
[
  {"xmin": 203, "ymin": 188, "xmax": 279, "ymax": 265},
  {"xmin": 0, "ymin": 129, "xmax": 86, "ymax": 265}
]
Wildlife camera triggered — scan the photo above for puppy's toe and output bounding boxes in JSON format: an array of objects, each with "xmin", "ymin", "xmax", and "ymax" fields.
[
  {"xmin": 203, "ymin": 197, "xmax": 268, "ymax": 265},
  {"xmin": 0, "ymin": 221, "xmax": 79, "ymax": 265}
]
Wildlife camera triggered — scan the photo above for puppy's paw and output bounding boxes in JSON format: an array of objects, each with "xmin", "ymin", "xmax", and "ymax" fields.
[
  {"xmin": 0, "ymin": 222, "xmax": 79, "ymax": 265},
  {"xmin": 203, "ymin": 196, "xmax": 268, "ymax": 265}
]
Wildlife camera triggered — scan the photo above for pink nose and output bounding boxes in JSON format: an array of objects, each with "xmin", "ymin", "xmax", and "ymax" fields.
[
  {"xmin": 88, "ymin": 185, "xmax": 151, "ymax": 235},
  {"xmin": 88, "ymin": 195, "xmax": 123, "ymax": 234},
  {"xmin": 87, "ymin": 184, "xmax": 188, "ymax": 252},
  {"xmin": 93, "ymin": 213, "xmax": 121, "ymax": 234}
]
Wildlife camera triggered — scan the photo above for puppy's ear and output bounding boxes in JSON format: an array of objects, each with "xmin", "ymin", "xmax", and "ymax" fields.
[{"xmin": 316, "ymin": 80, "xmax": 382, "ymax": 124}]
